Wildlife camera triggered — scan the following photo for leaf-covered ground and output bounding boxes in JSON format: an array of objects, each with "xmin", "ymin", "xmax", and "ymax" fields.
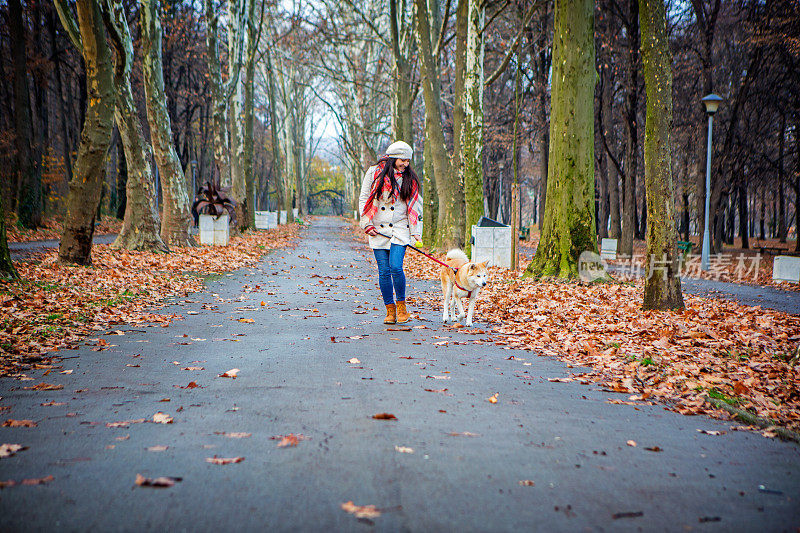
[
  {"xmin": 374, "ymin": 231, "xmax": 800, "ymax": 433},
  {"xmin": 0, "ymin": 224, "xmax": 300, "ymax": 378},
  {"xmin": 6, "ymin": 215, "xmax": 122, "ymax": 243}
]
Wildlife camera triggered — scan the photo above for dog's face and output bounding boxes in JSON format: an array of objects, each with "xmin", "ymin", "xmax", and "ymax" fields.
[{"xmin": 466, "ymin": 262, "xmax": 489, "ymax": 288}]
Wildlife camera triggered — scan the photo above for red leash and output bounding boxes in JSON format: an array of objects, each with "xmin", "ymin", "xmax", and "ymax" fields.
[{"xmin": 375, "ymin": 232, "xmax": 472, "ymax": 296}]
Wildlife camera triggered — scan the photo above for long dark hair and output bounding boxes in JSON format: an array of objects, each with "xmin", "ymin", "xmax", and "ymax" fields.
[{"xmin": 374, "ymin": 157, "xmax": 421, "ymax": 202}]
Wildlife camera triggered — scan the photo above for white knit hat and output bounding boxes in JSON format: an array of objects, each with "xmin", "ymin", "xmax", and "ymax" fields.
[{"xmin": 385, "ymin": 140, "xmax": 413, "ymax": 160}]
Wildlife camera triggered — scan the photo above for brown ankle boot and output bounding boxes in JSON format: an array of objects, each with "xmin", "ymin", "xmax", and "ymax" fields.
[
  {"xmin": 396, "ymin": 301, "xmax": 410, "ymax": 324},
  {"xmin": 384, "ymin": 304, "xmax": 397, "ymax": 324}
]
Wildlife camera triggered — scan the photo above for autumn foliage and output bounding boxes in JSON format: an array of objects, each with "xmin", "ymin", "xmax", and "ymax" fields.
[
  {"xmin": 400, "ymin": 241, "xmax": 800, "ymax": 432},
  {"xmin": 0, "ymin": 224, "xmax": 299, "ymax": 377}
]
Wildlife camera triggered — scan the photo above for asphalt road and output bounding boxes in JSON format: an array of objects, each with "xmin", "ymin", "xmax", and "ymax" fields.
[{"xmin": 1, "ymin": 217, "xmax": 798, "ymax": 531}]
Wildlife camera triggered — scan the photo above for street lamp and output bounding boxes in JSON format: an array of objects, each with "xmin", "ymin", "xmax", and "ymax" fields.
[{"xmin": 700, "ymin": 93, "xmax": 723, "ymax": 271}]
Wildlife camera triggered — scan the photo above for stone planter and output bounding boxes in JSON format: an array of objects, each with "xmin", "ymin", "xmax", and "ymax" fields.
[{"xmin": 199, "ymin": 214, "xmax": 229, "ymax": 246}]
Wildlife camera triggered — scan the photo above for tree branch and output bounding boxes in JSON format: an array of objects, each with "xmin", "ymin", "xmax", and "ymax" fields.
[{"xmin": 484, "ymin": 0, "xmax": 544, "ymax": 86}]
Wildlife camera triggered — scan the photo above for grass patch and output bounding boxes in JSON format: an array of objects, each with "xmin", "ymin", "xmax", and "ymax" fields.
[{"xmin": 706, "ymin": 387, "xmax": 741, "ymax": 406}]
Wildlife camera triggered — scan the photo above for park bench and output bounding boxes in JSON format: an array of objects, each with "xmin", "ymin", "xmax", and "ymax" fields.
[
  {"xmin": 759, "ymin": 246, "xmax": 788, "ymax": 255},
  {"xmin": 677, "ymin": 241, "xmax": 693, "ymax": 255}
]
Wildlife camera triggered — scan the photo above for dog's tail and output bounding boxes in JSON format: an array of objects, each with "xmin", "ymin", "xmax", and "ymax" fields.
[{"xmin": 445, "ymin": 248, "xmax": 469, "ymax": 268}]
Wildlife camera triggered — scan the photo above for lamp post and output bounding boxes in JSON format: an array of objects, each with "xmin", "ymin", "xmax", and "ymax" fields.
[{"xmin": 700, "ymin": 93, "xmax": 723, "ymax": 271}]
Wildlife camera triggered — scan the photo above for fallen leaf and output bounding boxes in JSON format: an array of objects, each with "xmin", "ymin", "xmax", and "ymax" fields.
[
  {"xmin": 626, "ymin": 440, "xmax": 637, "ymax": 447},
  {"xmin": 644, "ymin": 446, "xmax": 663, "ymax": 452},
  {"xmin": 40, "ymin": 401, "xmax": 65, "ymax": 406},
  {"xmin": 394, "ymin": 446, "xmax": 413, "ymax": 453},
  {"xmin": 237, "ymin": 318, "xmax": 255, "ymax": 323},
  {"xmin": 372, "ymin": 413, "xmax": 397, "ymax": 420},
  {"xmin": 347, "ymin": 358, "xmax": 360, "ymax": 364},
  {"xmin": 146, "ymin": 445, "xmax": 169, "ymax": 452},
  {"xmin": 448, "ymin": 432, "xmax": 481, "ymax": 437},
  {"xmin": 135, "ymin": 474, "xmax": 181, "ymax": 488},
  {"xmin": 214, "ymin": 432, "xmax": 252, "ymax": 438},
  {"xmin": 341, "ymin": 501, "xmax": 381, "ymax": 519},
  {"xmin": 697, "ymin": 429, "xmax": 726, "ymax": 436},
  {"xmin": 60, "ymin": 370, "xmax": 73, "ymax": 375},
  {"xmin": 21, "ymin": 475, "xmax": 54, "ymax": 486},
  {"xmin": 277, "ymin": 433, "xmax": 303, "ymax": 447},
  {"xmin": 106, "ymin": 419, "xmax": 146, "ymax": 428},
  {"xmin": 182, "ymin": 366, "xmax": 204, "ymax": 371},
  {"xmin": 23, "ymin": 383, "xmax": 63, "ymax": 391},
  {"xmin": 487, "ymin": 393, "xmax": 499, "ymax": 404},
  {"xmin": 206, "ymin": 455, "xmax": 244, "ymax": 465},
  {"xmin": 2, "ymin": 419, "xmax": 36, "ymax": 428},
  {"xmin": 181, "ymin": 381, "xmax": 200, "ymax": 389},
  {"xmin": 518, "ymin": 480, "xmax": 535, "ymax": 486},
  {"xmin": 0, "ymin": 443, "xmax": 26, "ymax": 458},
  {"xmin": 219, "ymin": 369, "xmax": 240, "ymax": 378},
  {"xmin": 152, "ymin": 412, "xmax": 173, "ymax": 424}
]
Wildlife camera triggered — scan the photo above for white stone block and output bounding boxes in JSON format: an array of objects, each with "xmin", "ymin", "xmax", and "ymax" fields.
[
  {"xmin": 280, "ymin": 211, "xmax": 287, "ymax": 224},
  {"xmin": 254, "ymin": 211, "xmax": 278, "ymax": 230},
  {"xmin": 601, "ymin": 238, "xmax": 618, "ymax": 260},
  {"xmin": 470, "ymin": 225, "xmax": 511, "ymax": 268},
  {"xmin": 773, "ymin": 255, "xmax": 800, "ymax": 283},
  {"xmin": 199, "ymin": 214, "xmax": 229, "ymax": 246}
]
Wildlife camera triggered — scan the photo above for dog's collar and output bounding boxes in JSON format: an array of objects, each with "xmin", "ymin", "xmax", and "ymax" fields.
[{"xmin": 454, "ymin": 279, "xmax": 472, "ymax": 298}]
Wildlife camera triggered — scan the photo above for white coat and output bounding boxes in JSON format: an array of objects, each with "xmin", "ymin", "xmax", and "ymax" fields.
[{"xmin": 358, "ymin": 165, "xmax": 423, "ymax": 250}]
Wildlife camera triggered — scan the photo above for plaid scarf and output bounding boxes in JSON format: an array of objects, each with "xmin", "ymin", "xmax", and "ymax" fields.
[{"xmin": 362, "ymin": 158, "xmax": 420, "ymax": 226}]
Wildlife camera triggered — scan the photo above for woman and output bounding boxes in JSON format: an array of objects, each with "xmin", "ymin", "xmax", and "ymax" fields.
[{"xmin": 359, "ymin": 141, "xmax": 423, "ymax": 325}]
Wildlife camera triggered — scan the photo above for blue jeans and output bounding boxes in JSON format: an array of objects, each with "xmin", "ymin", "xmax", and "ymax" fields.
[{"xmin": 373, "ymin": 244, "xmax": 407, "ymax": 305}]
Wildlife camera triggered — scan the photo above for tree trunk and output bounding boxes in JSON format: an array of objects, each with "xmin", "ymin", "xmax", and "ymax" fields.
[
  {"xmin": 619, "ymin": 0, "xmax": 639, "ymax": 256},
  {"xmin": 452, "ymin": 0, "xmax": 467, "ymax": 193},
  {"xmin": 58, "ymin": 0, "xmax": 115, "ymax": 266},
  {"xmin": 115, "ymin": 134, "xmax": 127, "ymax": 219},
  {"xmin": 389, "ymin": 0, "xmax": 415, "ymax": 147},
  {"xmin": 462, "ymin": 0, "xmax": 485, "ymax": 249},
  {"xmin": 0, "ymin": 192, "xmax": 19, "ymax": 280},
  {"xmin": 264, "ymin": 49, "xmax": 284, "ymax": 222},
  {"xmin": 103, "ymin": 0, "xmax": 168, "ymax": 252},
  {"xmin": 141, "ymin": 0, "xmax": 195, "ymax": 247},
  {"xmin": 759, "ymin": 185, "xmax": 765, "ymax": 240},
  {"xmin": 243, "ymin": 0, "xmax": 258, "ymax": 230},
  {"xmin": 415, "ymin": 0, "xmax": 464, "ymax": 249},
  {"xmin": 795, "ymin": 125, "xmax": 800, "ymax": 252},
  {"xmin": 640, "ymin": 0, "xmax": 683, "ymax": 309},
  {"xmin": 205, "ymin": 0, "xmax": 231, "ymax": 190},
  {"xmin": 778, "ymin": 112, "xmax": 787, "ymax": 242},
  {"xmin": 228, "ymin": 0, "xmax": 247, "ymax": 228},
  {"xmin": 9, "ymin": 0, "xmax": 42, "ymax": 229},
  {"xmin": 422, "ymin": 136, "xmax": 438, "ymax": 245},
  {"xmin": 738, "ymin": 180, "xmax": 748, "ymax": 249},
  {"xmin": 524, "ymin": 0, "xmax": 596, "ymax": 278}
]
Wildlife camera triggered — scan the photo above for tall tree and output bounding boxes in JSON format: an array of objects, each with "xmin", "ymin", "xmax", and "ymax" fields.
[
  {"xmin": 462, "ymin": 0, "xmax": 486, "ymax": 248},
  {"xmin": 388, "ymin": 0, "xmax": 416, "ymax": 145},
  {"xmin": 102, "ymin": 0, "xmax": 168, "ymax": 252},
  {"xmin": 205, "ymin": 0, "xmax": 246, "ymax": 192},
  {"xmin": 242, "ymin": 0, "xmax": 261, "ymax": 229},
  {"xmin": 141, "ymin": 0, "xmax": 195, "ymax": 246},
  {"xmin": 415, "ymin": 0, "xmax": 464, "ymax": 249},
  {"xmin": 56, "ymin": 0, "xmax": 116, "ymax": 266},
  {"xmin": 639, "ymin": 0, "xmax": 683, "ymax": 310},
  {"xmin": 9, "ymin": 0, "xmax": 42, "ymax": 228},
  {"xmin": 524, "ymin": 0, "xmax": 596, "ymax": 278}
]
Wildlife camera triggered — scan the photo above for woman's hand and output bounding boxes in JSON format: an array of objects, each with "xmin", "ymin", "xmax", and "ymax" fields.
[{"xmin": 365, "ymin": 226, "xmax": 379, "ymax": 237}]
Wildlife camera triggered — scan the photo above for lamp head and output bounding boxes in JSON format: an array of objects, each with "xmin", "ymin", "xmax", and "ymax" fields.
[{"xmin": 701, "ymin": 93, "xmax": 724, "ymax": 115}]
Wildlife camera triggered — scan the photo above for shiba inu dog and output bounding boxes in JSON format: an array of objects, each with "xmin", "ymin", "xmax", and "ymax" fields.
[{"xmin": 439, "ymin": 249, "xmax": 489, "ymax": 327}]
